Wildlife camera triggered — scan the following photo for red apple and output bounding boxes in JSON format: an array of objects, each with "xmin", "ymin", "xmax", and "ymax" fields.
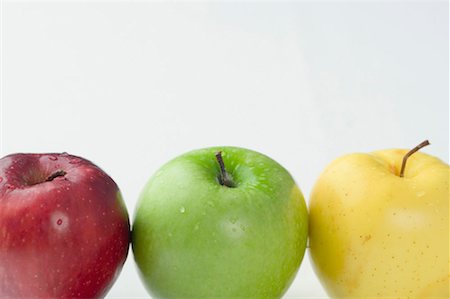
[{"xmin": 0, "ymin": 153, "xmax": 130, "ymax": 298}]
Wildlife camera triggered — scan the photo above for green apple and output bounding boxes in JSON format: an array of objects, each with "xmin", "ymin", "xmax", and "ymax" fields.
[
  {"xmin": 132, "ymin": 146, "xmax": 308, "ymax": 298},
  {"xmin": 309, "ymin": 141, "xmax": 449, "ymax": 298}
]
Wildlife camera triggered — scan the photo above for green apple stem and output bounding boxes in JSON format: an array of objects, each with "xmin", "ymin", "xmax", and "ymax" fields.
[
  {"xmin": 46, "ymin": 170, "xmax": 67, "ymax": 182},
  {"xmin": 399, "ymin": 140, "xmax": 430, "ymax": 177},
  {"xmin": 215, "ymin": 151, "xmax": 235, "ymax": 188}
]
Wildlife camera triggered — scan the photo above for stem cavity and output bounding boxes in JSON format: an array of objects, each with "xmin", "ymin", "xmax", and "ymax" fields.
[
  {"xmin": 399, "ymin": 140, "xmax": 430, "ymax": 177},
  {"xmin": 215, "ymin": 151, "xmax": 235, "ymax": 188}
]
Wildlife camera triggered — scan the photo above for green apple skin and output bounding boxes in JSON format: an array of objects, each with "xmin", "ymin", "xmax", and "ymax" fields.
[
  {"xmin": 310, "ymin": 149, "xmax": 449, "ymax": 298},
  {"xmin": 132, "ymin": 147, "xmax": 308, "ymax": 298}
]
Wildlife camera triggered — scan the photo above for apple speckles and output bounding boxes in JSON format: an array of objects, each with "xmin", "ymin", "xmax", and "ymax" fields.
[
  {"xmin": 360, "ymin": 234, "xmax": 372, "ymax": 244},
  {"xmin": 51, "ymin": 211, "xmax": 69, "ymax": 232}
]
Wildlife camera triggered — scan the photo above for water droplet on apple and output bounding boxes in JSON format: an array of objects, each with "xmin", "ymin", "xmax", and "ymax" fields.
[
  {"xmin": 416, "ymin": 191, "xmax": 426, "ymax": 197},
  {"xmin": 0, "ymin": 177, "xmax": 3, "ymax": 183},
  {"xmin": 51, "ymin": 212, "xmax": 69, "ymax": 231},
  {"xmin": 179, "ymin": 206, "xmax": 186, "ymax": 213},
  {"xmin": 69, "ymin": 158, "xmax": 82, "ymax": 164},
  {"xmin": 48, "ymin": 156, "xmax": 58, "ymax": 161}
]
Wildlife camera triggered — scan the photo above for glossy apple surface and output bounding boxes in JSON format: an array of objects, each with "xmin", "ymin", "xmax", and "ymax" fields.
[
  {"xmin": 133, "ymin": 146, "xmax": 308, "ymax": 298},
  {"xmin": 0, "ymin": 153, "xmax": 130, "ymax": 298},
  {"xmin": 309, "ymin": 148, "xmax": 449, "ymax": 298}
]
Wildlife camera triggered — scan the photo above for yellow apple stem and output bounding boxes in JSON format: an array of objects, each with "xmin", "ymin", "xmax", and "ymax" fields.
[
  {"xmin": 399, "ymin": 140, "xmax": 430, "ymax": 177},
  {"xmin": 215, "ymin": 151, "xmax": 235, "ymax": 188}
]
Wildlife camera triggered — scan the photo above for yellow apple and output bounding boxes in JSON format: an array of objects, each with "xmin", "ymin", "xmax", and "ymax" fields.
[{"xmin": 309, "ymin": 141, "xmax": 449, "ymax": 298}]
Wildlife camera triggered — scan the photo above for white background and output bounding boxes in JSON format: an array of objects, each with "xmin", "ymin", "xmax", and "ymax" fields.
[{"xmin": 1, "ymin": 1, "xmax": 448, "ymax": 298}]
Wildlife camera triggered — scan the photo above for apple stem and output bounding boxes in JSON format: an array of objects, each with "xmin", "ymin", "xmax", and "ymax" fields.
[
  {"xmin": 399, "ymin": 140, "xmax": 430, "ymax": 177},
  {"xmin": 46, "ymin": 170, "xmax": 67, "ymax": 182},
  {"xmin": 215, "ymin": 151, "xmax": 235, "ymax": 188}
]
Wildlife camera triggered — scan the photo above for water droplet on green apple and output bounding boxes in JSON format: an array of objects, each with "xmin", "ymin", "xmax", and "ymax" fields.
[{"xmin": 179, "ymin": 206, "xmax": 186, "ymax": 213}]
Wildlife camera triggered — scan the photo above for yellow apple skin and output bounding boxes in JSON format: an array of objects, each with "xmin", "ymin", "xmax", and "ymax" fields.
[{"xmin": 309, "ymin": 149, "xmax": 449, "ymax": 298}]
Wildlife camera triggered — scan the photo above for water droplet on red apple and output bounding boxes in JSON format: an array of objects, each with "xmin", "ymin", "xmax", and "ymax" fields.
[
  {"xmin": 69, "ymin": 158, "xmax": 81, "ymax": 164},
  {"xmin": 0, "ymin": 177, "xmax": 3, "ymax": 183},
  {"xmin": 51, "ymin": 212, "xmax": 69, "ymax": 231},
  {"xmin": 48, "ymin": 156, "xmax": 58, "ymax": 161}
]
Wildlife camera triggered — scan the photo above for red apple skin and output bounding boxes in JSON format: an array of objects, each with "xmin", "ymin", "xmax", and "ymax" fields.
[{"xmin": 0, "ymin": 153, "xmax": 130, "ymax": 298}]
